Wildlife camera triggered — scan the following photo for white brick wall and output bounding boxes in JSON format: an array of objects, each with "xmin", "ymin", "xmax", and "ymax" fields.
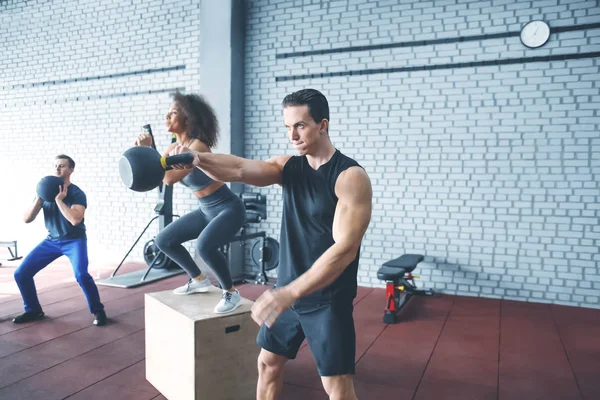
[
  {"xmin": 0, "ymin": 0, "xmax": 203, "ymax": 266},
  {"xmin": 1, "ymin": 0, "xmax": 598, "ymax": 308},
  {"xmin": 243, "ymin": 0, "xmax": 600, "ymax": 308}
]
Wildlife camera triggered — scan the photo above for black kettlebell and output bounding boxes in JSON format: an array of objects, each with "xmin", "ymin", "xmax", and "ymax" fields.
[
  {"xmin": 119, "ymin": 146, "xmax": 195, "ymax": 192},
  {"xmin": 36, "ymin": 176, "xmax": 64, "ymax": 202}
]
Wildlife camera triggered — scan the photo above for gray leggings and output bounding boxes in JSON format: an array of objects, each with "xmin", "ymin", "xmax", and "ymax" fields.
[{"xmin": 154, "ymin": 185, "xmax": 246, "ymax": 290}]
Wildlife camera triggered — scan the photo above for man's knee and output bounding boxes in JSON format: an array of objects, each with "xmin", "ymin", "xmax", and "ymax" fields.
[
  {"xmin": 322, "ymin": 375, "xmax": 357, "ymax": 400},
  {"xmin": 14, "ymin": 263, "xmax": 34, "ymax": 282},
  {"xmin": 257, "ymin": 349, "xmax": 287, "ymax": 381},
  {"xmin": 74, "ymin": 270, "xmax": 92, "ymax": 284},
  {"xmin": 13, "ymin": 268, "xmax": 25, "ymax": 283}
]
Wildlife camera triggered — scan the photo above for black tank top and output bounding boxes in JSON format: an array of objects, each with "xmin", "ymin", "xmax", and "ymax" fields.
[{"xmin": 278, "ymin": 149, "xmax": 362, "ymax": 305}]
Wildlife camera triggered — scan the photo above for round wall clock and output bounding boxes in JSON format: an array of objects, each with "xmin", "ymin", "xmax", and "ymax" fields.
[{"xmin": 520, "ymin": 20, "xmax": 551, "ymax": 48}]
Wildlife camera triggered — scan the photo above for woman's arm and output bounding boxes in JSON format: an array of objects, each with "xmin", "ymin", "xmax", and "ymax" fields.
[{"xmin": 162, "ymin": 140, "xmax": 210, "ymax": 186}]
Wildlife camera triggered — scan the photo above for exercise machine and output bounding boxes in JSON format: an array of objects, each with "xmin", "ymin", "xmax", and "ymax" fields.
[
  {"xmin": 377, "ymin": 254, "xmax": 435, "ymax": 324},
  {"xmin": 219, "ymin": 192, "xmax": 279, "ymax": 286}
]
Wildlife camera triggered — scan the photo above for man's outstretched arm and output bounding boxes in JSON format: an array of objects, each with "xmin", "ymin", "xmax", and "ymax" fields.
[
  {"xmin": 251, "ymin": 166, "xmax": 373, "ymax": 327},
  {"xmin": 170, "ymin": 145, "xmax": 289, "ymax": 187}
]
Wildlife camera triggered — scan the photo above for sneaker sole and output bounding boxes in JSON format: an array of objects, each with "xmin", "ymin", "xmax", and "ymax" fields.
[
  {"xmin": 173, "ymin": 286, "xmax": 211, "ymax": 295},
  {"xmin": 13, "ymin": 317, "xmax": 45, "ymax": 324},
  {"xmin": 12, "ymin": 313, "xmax": 45, "ymax": 324},
  {"xmin": 213, "ymin": 301, "xmax": 242, "ymax": 314}
]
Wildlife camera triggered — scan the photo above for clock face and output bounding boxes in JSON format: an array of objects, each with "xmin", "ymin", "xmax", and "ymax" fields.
[{"xmin": 520, "ymin": 20, "xmax": 551, "ymax": 48}]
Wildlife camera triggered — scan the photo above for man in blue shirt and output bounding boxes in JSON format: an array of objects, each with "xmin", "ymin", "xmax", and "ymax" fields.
[{"xmin": 13, "ymin": 155, "xmax": 106, "ymax": 326}]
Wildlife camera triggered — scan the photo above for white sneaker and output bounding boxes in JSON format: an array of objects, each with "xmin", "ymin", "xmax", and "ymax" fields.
[
  {"xmin": 173, "ymin": 278, "xmax": 211, "ymax": 295},
  {"xmin": 214, "ymin": 290, "xmax": 242, "ymax": 314}
]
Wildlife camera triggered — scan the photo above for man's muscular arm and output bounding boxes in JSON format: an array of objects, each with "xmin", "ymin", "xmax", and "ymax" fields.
[
  {"xmin": 55, "ymin": 185, "xmax": 85, "ymax": 226},
  {"xmin": 285, "ymin": 166, "xmax": 372, "ymax": 298},
  {"xmin": 24, "ymin": 197, "xmax": 43, "ymax": 223},
  {"xmin": 56, "ymin": 202, "xmax": 85, "ymax": 226},
  {"xmin": 251, "ymin": 166, "xmax": 373, "ymax": 327},
  {"xmin": 170, "ymin": 145, "xmax": 290, "ymax": 187}
]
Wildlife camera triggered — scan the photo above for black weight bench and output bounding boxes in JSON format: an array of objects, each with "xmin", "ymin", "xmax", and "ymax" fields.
[
  {"xmin": 377, "ymin": 254, "xmax": 435, "ymax": 324},
  {"xmin": 0, "ymin": 240, "xmax": 23, "ymax": 266}
]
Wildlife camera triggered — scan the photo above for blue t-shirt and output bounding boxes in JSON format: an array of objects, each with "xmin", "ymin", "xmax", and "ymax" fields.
[{"xmin": 42, "ymin": 183, "xmax": 87, "ymax": 240}]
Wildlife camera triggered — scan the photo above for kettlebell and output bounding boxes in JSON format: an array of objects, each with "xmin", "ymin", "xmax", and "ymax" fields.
[{"xmin": 119, "ymin": 146, "xmax": 195, "ymax": 192}]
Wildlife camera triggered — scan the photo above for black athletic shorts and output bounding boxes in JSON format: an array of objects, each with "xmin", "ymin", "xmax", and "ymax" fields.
[{"xmin": 256, "ymin": 295, "xmax": 356, "ymax": 376}]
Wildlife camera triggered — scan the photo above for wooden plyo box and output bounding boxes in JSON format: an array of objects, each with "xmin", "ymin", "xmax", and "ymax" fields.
[{"xmin": 145, "ymin": 287, "xmax": 260, "ymax": 400}]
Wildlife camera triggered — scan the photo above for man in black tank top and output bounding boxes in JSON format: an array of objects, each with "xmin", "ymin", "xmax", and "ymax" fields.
[{"xmin": 170, "ymin": 89, "xmax": 372, "ymax": 400}]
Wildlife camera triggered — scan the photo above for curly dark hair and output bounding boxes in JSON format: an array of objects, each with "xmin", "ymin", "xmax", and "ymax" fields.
[{"xmin": 172, "ymin": 91, "xmax": 219, "ymax": 148}]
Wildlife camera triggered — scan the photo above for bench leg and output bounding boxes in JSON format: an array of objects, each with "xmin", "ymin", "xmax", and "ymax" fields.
[
  {"xmin": 384, "ymin": 282, "xmax": 396, "ymax": 312},
  {"xmin": 404, "ymin": 277, "xmax": 435, "ymax": 297},
  {"xmin": 383, "ymin": 310, "xmax": 396, "ymax": 324},
  {"xmin": 7, "ymin": 242, "xmax": 22, "ymax": 261},
  {"xmin": 383, "ymin": 280, "xmax": 402, "ymax": 324},
  {"xmin": 3, "ymin": 241, "xmax": 22, "ymax": 262},
  {"xmin": 380, "ymin": 271, "xmax": 436, "ymax": 324}
]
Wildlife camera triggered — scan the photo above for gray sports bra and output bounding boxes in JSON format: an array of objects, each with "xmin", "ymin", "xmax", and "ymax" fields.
[{"xmin": 179, "ymin": 139, "xmax": 215, "ymax": 191}]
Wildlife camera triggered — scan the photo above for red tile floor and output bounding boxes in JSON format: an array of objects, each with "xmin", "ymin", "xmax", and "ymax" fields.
[{"xmin": 0, "ymin": 258, "xmax": 598, "ymax": 399}]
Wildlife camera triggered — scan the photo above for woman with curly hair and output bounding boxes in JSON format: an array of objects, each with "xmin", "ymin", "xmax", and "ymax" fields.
[{"xmin": 134, "ymin": 91, "xmax": 246, "ymax": 313}]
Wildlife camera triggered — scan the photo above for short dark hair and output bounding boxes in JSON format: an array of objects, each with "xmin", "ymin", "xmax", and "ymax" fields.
[
  {"xmin": 56, "ymin": 154, "xmax": 75, "ymax": 169},
  {"xmin": 282, "ymin": 88, "xmax": 329, "ymax": 126},
  {"xmin": 172, "ymin": 91, "xmax": 219, "ymax": 148}
]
